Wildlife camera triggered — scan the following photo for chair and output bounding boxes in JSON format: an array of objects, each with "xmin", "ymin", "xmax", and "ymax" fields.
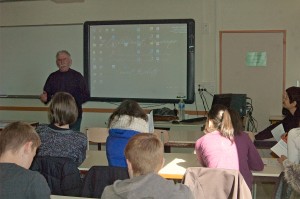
[
  {"xmin": 30, "ymin": 156, "xmax": 82, "ymax": 196},
  {"xmin": 183, "ymin": 167, "xmax": 252, "ymax": 199},
  {"xmin": 86, "ymin": 127, "xmax": 108, "ymax": 150},
  {"xmin": 153, "ymin": 129, "xmax": 171, "ymax": 153},
  {"xmin": 153, "ymin": 129, "xmax": 169, "ymax": 144},
  {"xmin": 81, "ymin": 166, "xmax": 129, "ymax": 198}
]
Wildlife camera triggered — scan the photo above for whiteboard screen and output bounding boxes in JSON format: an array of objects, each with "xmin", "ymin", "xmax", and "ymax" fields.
[{"xmin": 84, "ymin": 19, "xmax": 195, "ymax": 103}]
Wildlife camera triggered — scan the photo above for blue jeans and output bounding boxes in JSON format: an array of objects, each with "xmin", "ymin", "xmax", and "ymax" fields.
[{"xmin": 70, "ymin": 117, "xmax": 82, "ymax": 132}]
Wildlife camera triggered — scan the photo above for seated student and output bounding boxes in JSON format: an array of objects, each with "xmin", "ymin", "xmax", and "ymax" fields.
[
  {"xmin": 277, "ymin": 119, "xmax": 300, "ymax": 164},
  {"xmin": 229, "ymin": 108, "xmax": 264, "ymax": 189},
  {"xmin": 101, "ymin": 133, "xmax": 194, "ymax": 199},
  {"xmin": 195, "ymin": 104, "xmax": 239, "ymax": 171},
  {"xmin": 0, "ymin": 121, "xmax": 51, "ymax": 199},
  {"xmin": 106, "ymin": 99, "xmax": 149, "ymax": 167},
  {"xmin": 276, "ymin": 157, "xmax": 300, "ymax": 199},
  {"xmin": 195, "ymin": 105, "xmax": 256, "ymax": 190},
  {"xmin": 36, "ymin": 92, "xmax": 87, "ymax": 166},
  {"xmin": 255, "ymin": 86, "xmax": 300, "ymax": 140}
]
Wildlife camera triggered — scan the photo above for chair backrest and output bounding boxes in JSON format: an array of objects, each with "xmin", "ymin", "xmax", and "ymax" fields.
[
  {"xmin": 86, "ymin": 127, "xmax": 109, "ymax": 150},
  {"xmin": 183, "ymin": 167, "xmax": 252, "ymax": 199},
  {"xmin": 81, "ymin": 166, "xmax": 129, "ymax": 198},
  {"xmin": 30, "ymin": 156, "xmax": 82, "ymax": 196},
  {"xmin": 153, "ymin": 129, "xmax": 169, "ymax": 144}
]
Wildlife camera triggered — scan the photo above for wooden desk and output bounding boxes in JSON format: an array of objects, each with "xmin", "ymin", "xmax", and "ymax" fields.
[
  {"xmin": 252, "ymin": 158, "xmax": 283, "ymax": 199},
  {"xmin": 80, "ymin": 151, "xmax": 282, "ymax": 181},
  {"xmin": 269, "ymin": 115, "xmax": 285, "ymax": 124},
  {"xmin": 79, "ymin": 151, "xmax": 199, "ymax": 180},
  {"xmin": 0, "ymin": 120, "xmax": 39, "ymax": 130},
  {"xmin": 154, "ymin": 124, "xmax": 204, "ymax": 152}
]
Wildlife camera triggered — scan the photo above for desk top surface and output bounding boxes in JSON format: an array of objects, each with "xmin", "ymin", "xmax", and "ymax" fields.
[
  {"xmin": 269, "ymin": 115, "xmax": 285, "ymax": 121},
  {"xmin": 80, "ymin": 150, "xmax": 283, "ymax": 179}
]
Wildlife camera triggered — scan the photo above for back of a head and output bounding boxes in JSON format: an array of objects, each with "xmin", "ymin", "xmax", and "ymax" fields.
[
  {"xmin": 228, "ymin": 108, "xmax": 243, "ymax": 135},
  {"xmin": 49, "ymin": 92, "xmax": 78, "ymax": 126},
  {"xmin": 125, "ymin": 133, "xmax": 164, "ymax": 176},
  {"xmin": 286, "ymin": 86, "xmax": 300, "ymax": 108},
  {"xmin": 0, "ymin": 121, "xmax": 41, "ymax": 157},
  {"xmin": 205, "ymin": 104, "xmax": 234, "ymax": 140},
  {"xmin": 108, "ymin": 99, "xmax": 148, "ymax": 127}
]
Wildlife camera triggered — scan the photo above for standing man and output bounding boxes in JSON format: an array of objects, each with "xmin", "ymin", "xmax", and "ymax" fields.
[{"xmin": 40, "ymin": 50, "xmax": 90, "ymax": 131}]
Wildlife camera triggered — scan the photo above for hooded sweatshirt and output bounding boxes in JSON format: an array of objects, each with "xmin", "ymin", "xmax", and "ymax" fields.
[
  {"xmin": 100, "ymin": 173, "xmax": 194, "ymax": 199},
  {"xmin": 283, "ymin": 160, "xmax": 300, "ymax": 199}
]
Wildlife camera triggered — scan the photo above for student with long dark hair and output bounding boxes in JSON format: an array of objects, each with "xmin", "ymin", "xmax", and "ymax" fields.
[
  {"xmin": 255, "ymin": 86, "xmax": 300, "ymax": 140},
  {"xmin": 106, "ymin": 99, "xmax": 149, "ymax": 167},
  {"xmin": 229, "ymin": 108, "xmax": 264, "ymax": 189}
]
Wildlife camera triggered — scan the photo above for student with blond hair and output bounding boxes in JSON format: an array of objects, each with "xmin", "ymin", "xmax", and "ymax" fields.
[
  {"xmin": 195, "ymin": 104, "xmax": 239, "ymax": 170},
  {"xmin": 101, "ymin": 133, "xmax": 194, "ymax": 199},
  {"xmin": 0, "ymin": 122, "xmax": 50, "ymax": 199}
]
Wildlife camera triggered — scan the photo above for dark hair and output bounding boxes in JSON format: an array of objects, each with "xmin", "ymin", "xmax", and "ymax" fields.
[
  {"xmin": 286, "ymin": 86, "xmax": 300, "ymax": 108},
  {"xmin": 49, "ymin": 92, "xmax": 78, "ymax": 126},
  {"xmin": 228, "ymin": 108, "xmax": 243, "ymax": 136},
  {"xmin": 108, "ymin": 100, "xmax": 147, "ymax": 128}
]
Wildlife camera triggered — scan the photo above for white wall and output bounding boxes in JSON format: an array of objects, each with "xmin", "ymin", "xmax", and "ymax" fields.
[{"xmin": 1, "ymin": 0, "xmax": 300, "ymax": 132}]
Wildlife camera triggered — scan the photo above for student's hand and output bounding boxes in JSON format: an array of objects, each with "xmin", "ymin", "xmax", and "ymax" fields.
[
  {"xmin": 281, "ymin": 132, "xmax": 288, "ymax": 143},
  {"xmin": 40, "ymin": 91, "xmax": 48, "ymax": 103},
  {"xmin": 277, "ymin": 155, "xmax": 287, "ymax": 164}
]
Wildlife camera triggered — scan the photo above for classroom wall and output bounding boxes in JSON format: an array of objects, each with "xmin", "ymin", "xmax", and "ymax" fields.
[{"xmin": 1, "ymin": 0, "xmax": 300, "ymax": 132}]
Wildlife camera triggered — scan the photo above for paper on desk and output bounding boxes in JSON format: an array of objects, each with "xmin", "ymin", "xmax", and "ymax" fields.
[
  {"xmin": 271, "ymin": 124, "xmax": 285, "ymax": 142},
  {"xmin": 271, "ymin": 139, "xmax": 287, "ymax": 157},
  {"xmin": 147, "ymin": 110, "xmax": 154, "ymax": 133}
]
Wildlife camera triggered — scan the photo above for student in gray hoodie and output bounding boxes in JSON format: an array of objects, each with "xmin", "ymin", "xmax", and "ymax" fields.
[{"xmin": 101, "ymin": 133, "xmax": 194, "ymax": 199}]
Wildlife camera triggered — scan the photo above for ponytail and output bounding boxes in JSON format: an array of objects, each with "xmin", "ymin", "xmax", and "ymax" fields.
[
  {"xmin": 204, "ymin": 104, "xmax": 235, "ymax": 142},
  {"xmin": 220, "ymin": 110, "xmax": 234, "ymax": 141}
]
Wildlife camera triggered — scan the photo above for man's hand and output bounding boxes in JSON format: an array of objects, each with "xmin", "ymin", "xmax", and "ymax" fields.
[{"xmin": 40, "ymin": 91, "xmax": 48, "ymax": 103}]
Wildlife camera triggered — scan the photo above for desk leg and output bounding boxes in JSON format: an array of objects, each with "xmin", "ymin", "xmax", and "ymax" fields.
[
  {"xmin": 252, "ymin": 183, "xmax": 257, "ymax": 199},
  {"xmin": 164, "ymin": 146, "xmax": 171, "ymax": 153}
]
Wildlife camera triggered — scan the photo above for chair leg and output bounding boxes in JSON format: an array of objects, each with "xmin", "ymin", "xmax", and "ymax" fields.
[{"xmin": 164, "ymin": 145, "xmax": 171, "ymax": 153}]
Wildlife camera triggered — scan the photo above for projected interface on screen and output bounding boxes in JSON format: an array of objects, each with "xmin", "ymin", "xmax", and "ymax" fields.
[{"xmin": 84, "ymin": 19, "xmax": 195, "ymax": 103}]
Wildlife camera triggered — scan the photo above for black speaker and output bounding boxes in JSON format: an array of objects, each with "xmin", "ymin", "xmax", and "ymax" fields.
[{"xmin": 211, "ymin": 94, "xmax": 247, "ymax": 116}]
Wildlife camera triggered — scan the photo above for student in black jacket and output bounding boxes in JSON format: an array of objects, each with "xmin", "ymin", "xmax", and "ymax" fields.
[{"xmin": 255, "ymin": 86, "xmax": 300, "ymax": 140}]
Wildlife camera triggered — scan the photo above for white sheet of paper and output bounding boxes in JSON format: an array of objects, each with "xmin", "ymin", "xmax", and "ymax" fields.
[
  {"xmin": 271, "ymin": 139, "xmax": 287, "ymax": 157},
  {"xmin": 271, "ymin": 124, "xmax": 285, "ymax": 142},
  {"xmin": 147, "ymin": 110, "xmax": 154, "ymax": 133}
]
